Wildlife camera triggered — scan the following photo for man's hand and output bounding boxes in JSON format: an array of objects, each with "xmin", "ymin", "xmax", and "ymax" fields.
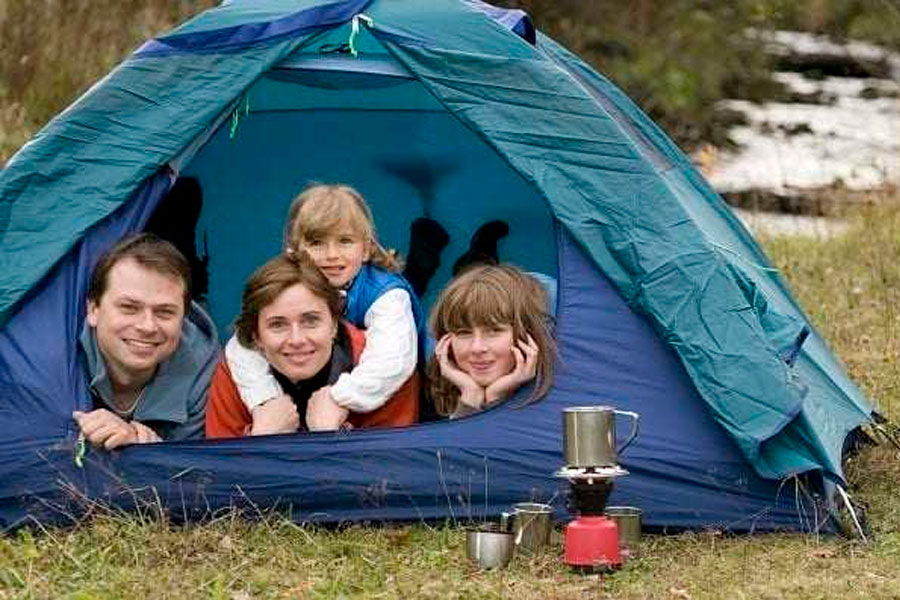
[
  {"xmin": 73, "ymin": 409, "xmax": 136, "ymax": 450},
  {"xmin": 130, "ymin": 421, "xmax": 162, "ymax": 444},
  {"xmin": 250, "ymin": 394, "xmax": 300, "ymax": 436},
  {"xmin": 306, "ymin": 386, "xmax": 349, "ymax": 432}
]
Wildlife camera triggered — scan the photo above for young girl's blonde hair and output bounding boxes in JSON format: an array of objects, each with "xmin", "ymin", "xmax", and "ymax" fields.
[
  {"xmin": 283, "ymin": 183, "xmax": 401, "ymax": 272},
  {"xmin": 427, "ymin": 264, "xmax": 557, "ymax": 416}
]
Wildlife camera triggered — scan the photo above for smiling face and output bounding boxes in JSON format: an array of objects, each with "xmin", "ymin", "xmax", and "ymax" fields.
[
  {"xmin": 300, "ymin": 224, "xmax": 371, "ymax": 289},
  {"xmin": 255, "ymin": 283, "xmax": 338, "ymax": 383},
  {"xmin": 86, "ymin": 257, "xmax": 186, "ymax": 388},
  {"xmin": 449, "ymin": 324, "xmax": 517, "ymax": 387}
]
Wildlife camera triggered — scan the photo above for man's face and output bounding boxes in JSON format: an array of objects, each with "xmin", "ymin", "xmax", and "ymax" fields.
[{"xmin": 86, "ymin": 257, "xmax": 186, "ymax": 386}]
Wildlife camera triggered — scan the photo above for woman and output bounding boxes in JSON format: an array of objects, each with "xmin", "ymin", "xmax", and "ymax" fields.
[
  {"xmin": 427, "ymin": 264, "xmax": 556, "ymax": 419},
  {"xmin": 206, "ymin": 253, "xmax": 418, "ymax": 438}
]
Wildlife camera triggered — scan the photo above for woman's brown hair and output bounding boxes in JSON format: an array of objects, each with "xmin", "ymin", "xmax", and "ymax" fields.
[
  {"xmin": 427, "ymin": 264, "xmax": 557, "ymax": 416},
  {"xmin": 283, "ymin": 183, "xmax": 401, "ymax": 273},
  {"xmin": 234, "ymin": 252, "xmax": 343, "ymax": 347}
]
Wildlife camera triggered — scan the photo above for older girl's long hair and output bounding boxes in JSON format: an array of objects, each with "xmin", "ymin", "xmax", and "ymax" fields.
[
  {"xmin": 427, "ymin": 264, "xmax": 557, "ymax": 416},
  {"xmin": 283, "ymin": 183, "xmax": 401, "ymax": 272}
]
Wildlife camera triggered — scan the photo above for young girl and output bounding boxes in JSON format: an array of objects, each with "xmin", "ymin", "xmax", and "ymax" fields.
[
  {"xmin": 225, "ymin": 183, "xmax": 425, "ymax": 427},
  {"xmin": 428, "ymin": 264, "xmax": 556, "ymax": 419}
]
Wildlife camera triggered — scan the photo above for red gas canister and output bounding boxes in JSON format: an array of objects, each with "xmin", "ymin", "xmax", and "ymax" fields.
[{"xmin": 564, "ymin": 515, "xmax": 622, "ymax": 569}]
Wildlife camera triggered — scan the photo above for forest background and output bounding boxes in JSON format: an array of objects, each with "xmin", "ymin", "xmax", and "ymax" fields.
[
  {"xmin": 1, "ymin": 1, "xmax": 899, "ymax": 598},
  {"xmin": 2, "ymin": 0, "xmax": 899, "ymax": 163}
]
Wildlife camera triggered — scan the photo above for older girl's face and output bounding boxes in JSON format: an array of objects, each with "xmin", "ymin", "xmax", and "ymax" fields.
[
  {"xmin": 255, "ymin": 283, "xmax": 337, "ymax": 383},
  {"xmin": 449, "ymin": 323, "xmax": 516, "ymax": 387}
]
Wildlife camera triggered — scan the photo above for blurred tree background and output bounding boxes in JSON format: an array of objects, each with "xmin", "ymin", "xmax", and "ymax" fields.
[
  {"xmin": 0, "ymin": 0, "xmax": 217, "ymax": 161},
  {"xmin": 1, "ymin": 0, "xmax": 898, "ymax": 163},
  {"xmin": 498, "ymin": 0, "xmax": 900, "ymax": 148}
]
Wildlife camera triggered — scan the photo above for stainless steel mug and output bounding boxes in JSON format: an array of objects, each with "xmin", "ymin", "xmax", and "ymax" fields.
[
  {"xmin": 500, "ymin": 502, "xmax": 553, "ymax": 554},
  {"xmin": 466, "ymin": 527, "xmax": 515, "ymax": 569},
  {"xmin": 563, "ymin": 406, "xmax": 640, "ymax": 467},
  {"xmin": 604, "ymin": 506, "xmax": 642, "ymax": 557}
]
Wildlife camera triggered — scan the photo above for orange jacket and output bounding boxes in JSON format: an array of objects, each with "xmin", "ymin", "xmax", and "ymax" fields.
[{"xmin": 205, "ymin": 321, "xmax": 420, "ymax": 438}]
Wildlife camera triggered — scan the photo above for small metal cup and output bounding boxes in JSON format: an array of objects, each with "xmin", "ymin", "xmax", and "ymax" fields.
[
  {"xmin": 466, "ymin": 527, "xmax": 515, "ymax": 569},
  {"xmin": 604, "ymin": 506, "xmax": 642, "ymax": 557},
  {"xmin": 501, "ymin": 502, "xmax": 553, "ymax": 554}
]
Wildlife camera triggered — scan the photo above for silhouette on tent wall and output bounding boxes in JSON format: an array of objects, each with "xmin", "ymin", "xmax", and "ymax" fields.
[{"xmin": 144, "ymin": 177, "xmax": 210, "ymax": 304}]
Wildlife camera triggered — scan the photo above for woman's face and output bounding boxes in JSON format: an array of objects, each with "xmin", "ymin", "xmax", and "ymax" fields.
[
  {"xmin": 255, "ymin": 283, "xmax": 337, "ymax": 383},
  {"xmin": 449, "ymin": 324, "xmax": 516, "ymax": 387}
]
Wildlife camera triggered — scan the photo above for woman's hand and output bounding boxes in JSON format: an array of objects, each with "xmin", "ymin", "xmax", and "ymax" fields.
[
  {"xmin": 435, "ymin": 334, "xmax": 485, "ymax": 410},
  {"xmin": 485, "ymin": 335, "xmax": 539, "ymax": 404},
  {"xmin": 306, "ymin": 386, "xmax": 349, "ymax": 431},
  {"xmin": 250, "ymin": 394, "xmax": 300, "ymax": 436}
]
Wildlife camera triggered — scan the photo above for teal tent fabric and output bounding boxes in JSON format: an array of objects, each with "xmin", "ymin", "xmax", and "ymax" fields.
[
  {"xmin": 373, "ymin": 18, "xmax": 872, "ymax": 478},
  {"xmin": 0, "ymin": 0, "xmax": 873, "ymax": 491}
]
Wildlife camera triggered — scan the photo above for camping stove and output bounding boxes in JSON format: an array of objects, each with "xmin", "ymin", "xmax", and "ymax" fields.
[
  {"xmin": 556, "ymin": 465, "xmax": 628, "ymax": 570},
  {"xmin": 557, "ymin": 406, "xmax": 640, "ymax": 571}
]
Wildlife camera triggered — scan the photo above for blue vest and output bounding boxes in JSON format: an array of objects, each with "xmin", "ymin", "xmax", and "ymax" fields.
[{"xmin": 344, "ymin": 264, "xmax": 431, "ymax": 362}]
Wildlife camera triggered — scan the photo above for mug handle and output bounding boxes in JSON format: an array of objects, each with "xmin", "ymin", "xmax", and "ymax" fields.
[{"xmin": 615, "ymin": 410, "xmax": 640, "ymax": 456}]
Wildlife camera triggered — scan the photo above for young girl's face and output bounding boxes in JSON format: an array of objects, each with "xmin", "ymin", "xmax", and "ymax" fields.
[
  {"xmin": 301, "ymin": 225, "xmax": 371, "ymax": 289},
  {"xmin": 449, "ymin": 323, "xmax": 516, "ymax": 387}
]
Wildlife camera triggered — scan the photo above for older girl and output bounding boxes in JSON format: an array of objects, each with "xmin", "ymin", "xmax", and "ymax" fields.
[{"xmin": 428, "ymin": 264, "xmax": 556, "ymax": 418}]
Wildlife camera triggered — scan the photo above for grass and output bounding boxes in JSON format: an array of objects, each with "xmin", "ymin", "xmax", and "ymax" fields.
[
  {"xmin": 0, "ymin": 195, "xmax": 898, "ymax": 599},
  {"xmin": 762, "ymin": 192, "xmax": 900, "ymax": 418}
]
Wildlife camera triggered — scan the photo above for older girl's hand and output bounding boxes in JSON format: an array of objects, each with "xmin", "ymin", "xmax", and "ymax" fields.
[
  {"xmin": 435, "ymin": 334, "xmax": 485, "ymax": 410},
  {"xmin": 306, "ymin": 386, "xmax": 349, "ymax": 431},
  {"xmin": 485, "ymin": 335, "xmax": 539, "ymax": 404},
  {"xmin": 250, "ymin": 394, "xmax": 300, "ymax": 436}
]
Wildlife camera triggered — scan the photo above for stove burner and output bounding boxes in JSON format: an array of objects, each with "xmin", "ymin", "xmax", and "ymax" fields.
[
  {"xmin": 555, "ymin": 465, "xmax": 628, "ymax": 482},
  {"xmin": 568, "ymin": 479, "xmax": 614, "ymax": 516}
]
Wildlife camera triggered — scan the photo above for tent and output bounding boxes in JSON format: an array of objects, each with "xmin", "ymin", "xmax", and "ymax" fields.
[{"xmin": 0, "ymin": 0, "xmax": 874, "ymax": 532}]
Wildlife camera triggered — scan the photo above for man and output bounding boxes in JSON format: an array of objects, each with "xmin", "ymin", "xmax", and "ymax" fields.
[{"xmin": 73, "ymin": 233, "xmax": 218, "ymax": 449}]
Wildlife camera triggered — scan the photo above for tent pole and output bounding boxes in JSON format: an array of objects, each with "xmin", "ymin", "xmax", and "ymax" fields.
[{"xmin": 835, "ymin": 484, "xmax": 867, "ymax": 542}]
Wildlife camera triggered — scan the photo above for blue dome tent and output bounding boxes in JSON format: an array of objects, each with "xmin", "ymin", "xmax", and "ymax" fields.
[{"xmin": 0, "ymin": 0, "xmax": 874, "ymax": 531}]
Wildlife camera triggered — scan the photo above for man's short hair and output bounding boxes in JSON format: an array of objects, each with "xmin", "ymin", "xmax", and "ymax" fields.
[{"xmin": 88, "ymin": 233, "xmax": 192, "ymax": 309}]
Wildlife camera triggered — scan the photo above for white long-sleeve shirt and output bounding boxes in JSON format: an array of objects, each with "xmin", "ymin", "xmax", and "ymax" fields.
[{"xmin": 224, "ymin": 288, "xmax": 417, "ymax": 413}]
